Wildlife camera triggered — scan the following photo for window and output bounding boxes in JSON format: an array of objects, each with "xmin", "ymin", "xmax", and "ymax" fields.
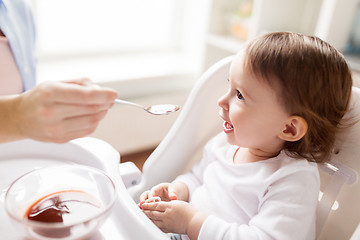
[
  {"xmin": 344, "ymin": 2, "xmax": 360, "ymax": 71},
  {"xmin": 345, "ymin": 3, "xmax": 360, "ymax": 56},
  {"xmin": 33, "ymin": 0, "xmax": 180, "ymax": 59},
  {"xmin": 31, "ymin": 0, "xmax": 209, "ymax": 88}
]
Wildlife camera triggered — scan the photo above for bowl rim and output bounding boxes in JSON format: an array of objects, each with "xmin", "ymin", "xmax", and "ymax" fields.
[{"xmin": 4, "ymin": 164, "xmax": 117, "ymax": 229}]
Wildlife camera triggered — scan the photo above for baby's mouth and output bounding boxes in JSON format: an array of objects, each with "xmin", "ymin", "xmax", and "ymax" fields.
[{"xmin": 223, "ymin": 121, "xmax": 234, "ymax": 133}]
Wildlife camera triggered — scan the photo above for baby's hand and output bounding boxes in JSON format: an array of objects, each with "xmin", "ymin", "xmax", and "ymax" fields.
[
  {"xmin": 140, "ymin": 183, "xmax": 178, "ymax": 201},
  {"xmin": 141, "ymin": 200, "xmax": 207, "ymax": 236},
  {"xmin": 138, "ymin": 196, "xmax": 161, "ymax": 209},
  {"xmin": 139, "ymin": 183, "xmax": 179, "ymax": 209}
]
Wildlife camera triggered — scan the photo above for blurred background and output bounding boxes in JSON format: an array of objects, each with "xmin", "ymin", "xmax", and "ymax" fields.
[{"xmin": 30, "ymin": 0, "xmax": 360, "ymax": 158}]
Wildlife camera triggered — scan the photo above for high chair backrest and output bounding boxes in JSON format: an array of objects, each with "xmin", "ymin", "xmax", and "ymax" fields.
[
  {"xmin": 128, "ymin": 56, "xmax": 233, "ymax": 200},
  {"xmin": 316, "ymin": 87, "xmax": 360, "ymax": 239},
  {"xmin": 128, "ymin": 57, "xmax": 360, "ymax": 240}
]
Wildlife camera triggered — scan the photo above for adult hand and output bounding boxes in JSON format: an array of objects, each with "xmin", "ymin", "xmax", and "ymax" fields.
[{"xmin": 4, "ymin": 78, "xmax": 117, "ymax": 143}]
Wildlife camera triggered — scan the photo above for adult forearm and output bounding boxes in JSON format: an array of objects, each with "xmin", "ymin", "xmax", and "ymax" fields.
[{"xmin": 0, "ymin": 95, "xmax": 24, "ymax": 143}]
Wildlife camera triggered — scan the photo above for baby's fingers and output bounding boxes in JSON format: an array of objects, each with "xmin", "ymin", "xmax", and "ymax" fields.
[
  {"xmin": 149, "ymin": 187, "xmax": 165, "ymax": 199},
  {"xmin": 143, "ymin": 209, "xmax": 164, "ymax": 221},
  {"xmin": 141, "ymin": 202, "xmax": 168, "ymax": 211},
  {"xmin": 168, "ymin": 186, "xmax": 178, "ymax": 200},
  {"xmin": 143, "ymin": 213, "xmax": 170, "ymax": 233},
  {"xmin": 139, "ymin": 190, "xmax": 151, "ymax": 203},
  {"xmin": 138, "ymin": 191, "xmax": 151, "ymax": 209}
]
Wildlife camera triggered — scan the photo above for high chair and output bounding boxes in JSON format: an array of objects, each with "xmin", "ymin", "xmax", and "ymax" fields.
[{"xmin": 128, "ymin": 56, "xmax": 360, "ymax": 239}]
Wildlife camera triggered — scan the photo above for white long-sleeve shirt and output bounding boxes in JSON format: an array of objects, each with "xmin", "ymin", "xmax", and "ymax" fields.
[{"xmin": 175, "ymin": 132, "xmax": 320, "ymax": 240}]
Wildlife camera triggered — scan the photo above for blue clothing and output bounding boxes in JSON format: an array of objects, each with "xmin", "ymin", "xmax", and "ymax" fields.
[{"xmin": 0, "ymin": 0, "xmax": 36, "ymax": 91}]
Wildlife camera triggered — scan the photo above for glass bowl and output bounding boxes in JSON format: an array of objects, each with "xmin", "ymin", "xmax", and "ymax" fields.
[{"xmin": 5, "ymin": 165, "xmax": 116, "ymax": 240}]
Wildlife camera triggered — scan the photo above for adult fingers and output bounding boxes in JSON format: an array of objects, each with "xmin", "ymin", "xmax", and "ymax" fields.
[
  {"xmin": 62, "ymin": 110, "xmax": 107, "ymax": 132},
  {"xmin": 49, "ymin": 102, "xmax": 114, "ymax": 120},
  {"xmin": 42, "ymin": 81, "xmax": 118, "ymax": 105},
  {"xmin": 42, "ymin": 110, "xmax": 108, "ymax": 143},
  {"xmin": 62, "ymin": 78, "xmax": 92, "ymax": 86}
]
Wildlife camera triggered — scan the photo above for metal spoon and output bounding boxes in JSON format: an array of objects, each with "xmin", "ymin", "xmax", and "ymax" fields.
[{"xmin": 114, "ymin": 99, "xmax": 180, "ymax": 115}]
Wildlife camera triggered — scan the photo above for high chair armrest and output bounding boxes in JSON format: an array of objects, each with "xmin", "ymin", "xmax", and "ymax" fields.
[{"xmin": 119, "ymin": 162, "xmax": 142, "ymax": 188}]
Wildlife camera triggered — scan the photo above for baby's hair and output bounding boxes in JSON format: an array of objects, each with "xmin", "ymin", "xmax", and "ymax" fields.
[{"xmin": 244, "ymin": 32, "xmax": 353, "ymax": 163}]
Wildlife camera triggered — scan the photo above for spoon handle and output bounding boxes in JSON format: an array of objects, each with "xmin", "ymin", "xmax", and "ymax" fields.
[{"xmin": 114, "ymin": 99, "xmax": 145, "ymax": 110}]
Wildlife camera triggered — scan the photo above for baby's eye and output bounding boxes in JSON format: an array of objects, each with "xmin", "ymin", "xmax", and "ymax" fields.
[{"xmin": 236, "ymin": 90, "xmax": 245, "ymax": 100}]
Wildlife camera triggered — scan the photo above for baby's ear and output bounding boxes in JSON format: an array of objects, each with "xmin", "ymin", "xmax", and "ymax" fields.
[{"xmin": 278, "ymin": 116, "xmax": 308, "ymax": 142}]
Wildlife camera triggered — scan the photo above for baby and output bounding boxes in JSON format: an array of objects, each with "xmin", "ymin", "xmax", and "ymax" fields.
[{"xmin": 139, "ymin": 32, "xmax": 353, "ymax": 240}]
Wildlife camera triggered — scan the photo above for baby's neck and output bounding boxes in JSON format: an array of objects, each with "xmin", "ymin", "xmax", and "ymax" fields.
[{"xmin": 233, "ymin": 147, "xmax": 280, "ymax": 164}]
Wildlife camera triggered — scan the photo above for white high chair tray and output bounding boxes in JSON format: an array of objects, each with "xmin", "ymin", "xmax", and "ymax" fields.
[{"xmin": 0, "ymin": 138, "xmax": 167, "ymax": 240}]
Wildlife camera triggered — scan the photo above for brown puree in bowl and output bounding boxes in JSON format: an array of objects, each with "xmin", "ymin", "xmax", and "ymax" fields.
[{"xmin": 25, "ymin": 190, "xmax": 103, "ymax": 224}]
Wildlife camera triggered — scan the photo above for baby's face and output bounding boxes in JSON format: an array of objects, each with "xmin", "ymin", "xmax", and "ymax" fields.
[{"xmin": 218, "ymin": 52, "xmax": 290, "ymax": 154}]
